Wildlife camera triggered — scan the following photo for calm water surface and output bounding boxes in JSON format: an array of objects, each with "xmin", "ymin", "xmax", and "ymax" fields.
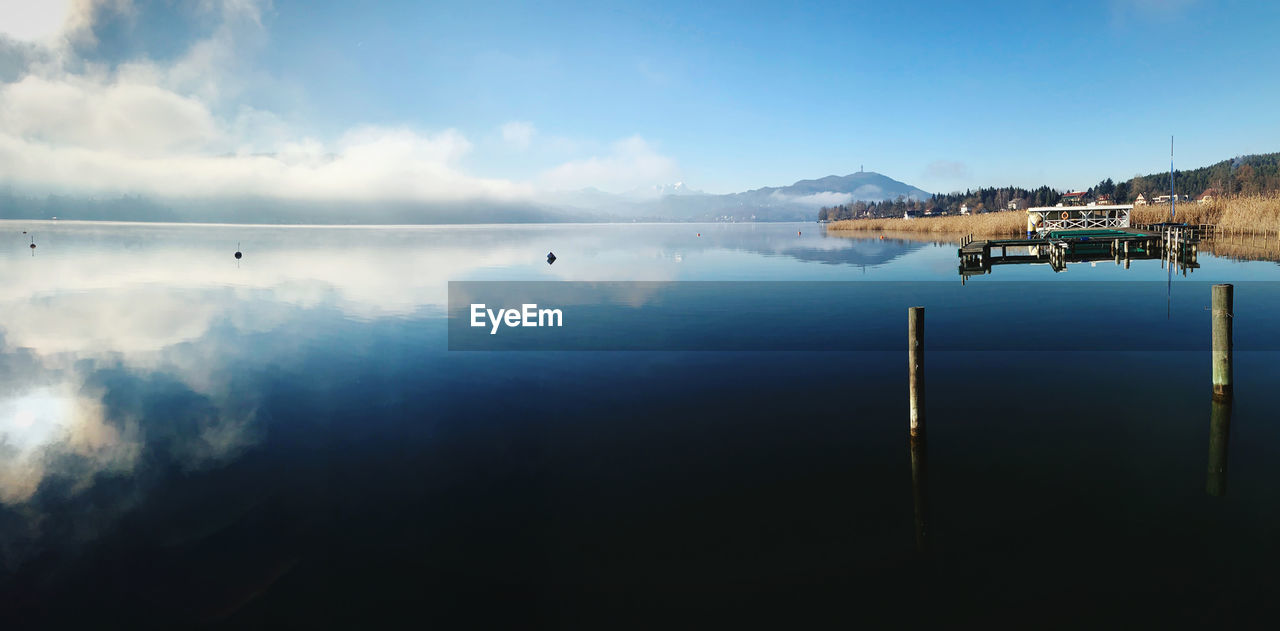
[{"xmin": 2, "ymin": 221, "xmax": 1280, "ymax": 626}]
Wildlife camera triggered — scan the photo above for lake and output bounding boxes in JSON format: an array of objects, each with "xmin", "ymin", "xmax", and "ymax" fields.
[{"xmin": 3, "ymin": 220, "xmax": 1280, "ymax": 626}]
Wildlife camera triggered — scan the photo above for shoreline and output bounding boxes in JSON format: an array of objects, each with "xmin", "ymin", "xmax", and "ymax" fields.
[{"xmin": 824, "ymin": 196, "xmax": 1280, "ymax": 237}]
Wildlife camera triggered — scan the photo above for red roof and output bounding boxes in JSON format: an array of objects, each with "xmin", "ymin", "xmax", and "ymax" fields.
[{"xmin": 1062, "ymin": 191, "xmax": 1088, "ymax": 198}]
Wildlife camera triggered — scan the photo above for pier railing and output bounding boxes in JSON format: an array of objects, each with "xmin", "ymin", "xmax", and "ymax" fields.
[
  {"xmin": 1133, "ymin": 223, "xmax": 1217, "ymax": 240},
  {"xmin": 1029, "ymin": 205, "xmax": 1133, "ymax": 236}
]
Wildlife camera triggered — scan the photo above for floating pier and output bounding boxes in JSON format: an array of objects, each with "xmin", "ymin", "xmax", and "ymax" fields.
[{"xmin": 958, "ymin": 225, "xmax": 1205, "ymax": 277}]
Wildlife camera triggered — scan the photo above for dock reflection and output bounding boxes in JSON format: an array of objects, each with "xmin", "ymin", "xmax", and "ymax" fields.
[{"xmin": 958, "ymin": 227, "xmax": 1202, "ymax": 279}]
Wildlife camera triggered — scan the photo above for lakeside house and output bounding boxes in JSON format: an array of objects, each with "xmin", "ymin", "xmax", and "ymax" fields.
[
  {"xmin": 959, "ymin": 204, "xmax": 970, "ymax": 215},
  {"xmin": 1152, "ymin": 194, "xmax": 1190, "ymax": 204},
  {"xmin": 1134, "ymin": 193, "xmax": 1148, "ymax": 206},
  {"xmin": 903, "ymin": 210, "xmax": 924, "ymax": 220},
  {"xmin": 1059, "ymin": 191, "xmax": 1089, "ymax": 206},
  {"xmin": 1199, "ymin": 189, "xmax": 1219, "ymax": 204},
  {"xmin": 1094, "ymin": 194, "xmax": 1113, "ymax": 205},
  {"xmin": 1007, "ymin": 198, "xmax": 1028, "ymax": 211}
]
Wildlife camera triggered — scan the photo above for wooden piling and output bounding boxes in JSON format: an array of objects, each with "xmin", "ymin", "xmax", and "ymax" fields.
[
  {"xmin": 908, "ymin": 306, "xmax": 925, "ymax": 438},
  {"xmin": 1212, "ymin": 284, "xmax": 1233, "ymax": 401},
  {"xmin": 1207, "ymin": 397, "xmax": 1232, "ymax": 497}
]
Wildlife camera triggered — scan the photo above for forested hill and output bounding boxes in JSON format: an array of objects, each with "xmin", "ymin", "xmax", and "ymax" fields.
[{"xmin": 1123, "ymin": 153, "xmax": 1280, "ymax": 200}]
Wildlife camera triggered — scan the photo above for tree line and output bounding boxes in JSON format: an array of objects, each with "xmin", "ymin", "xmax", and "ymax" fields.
[
  {"xmin": 820, "ymin": 152, "xmax": 1280, "ymax": 220},
  {"xmin": 819, "ymin": 186, "xmax": 1062, "ymax": 221}
]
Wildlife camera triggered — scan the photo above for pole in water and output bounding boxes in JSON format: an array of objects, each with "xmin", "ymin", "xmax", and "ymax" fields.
[
  {"xmin": 1170, "ymin": 135, "xmax": 1176, "ymax": 222},
  {"xmin": 234, "ymin": 242, "xmax": 242, "ymax": 259},
  {"xmin": 908, "ymin": 306, "xmax": 925, "ymax": 438},
  {"xmin": 1212, "ymin": 284, "xmax": 1233, "ymax": 401}
]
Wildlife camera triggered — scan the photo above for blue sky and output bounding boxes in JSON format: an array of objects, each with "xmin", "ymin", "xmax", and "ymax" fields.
[{"xmin": 1, "ymin": 0, "xmax": 1278, "ymax": 200}]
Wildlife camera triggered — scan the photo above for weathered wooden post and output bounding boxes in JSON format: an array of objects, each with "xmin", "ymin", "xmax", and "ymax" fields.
[
  {"xmin": 908, "ymin": 305, "xmax": 928, "ymax": 553},
  {"xmin": 909, "ymin": 306, "xmax": 925, "ymax": 439},
  {"xmin": 1207, "ymin": 397, "xmax": 1232, "ymax": 497},
  {"xmin": 1212, "ymin": 284, "xmax": 1233, "ymax": 401}
]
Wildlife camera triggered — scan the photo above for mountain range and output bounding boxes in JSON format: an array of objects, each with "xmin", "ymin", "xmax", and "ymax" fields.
[{"xmin": 542, "ymin": 171, "xmax": 933, "ymax": 222}]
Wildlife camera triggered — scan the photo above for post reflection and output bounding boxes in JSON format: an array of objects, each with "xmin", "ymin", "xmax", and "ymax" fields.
[
  {"xmin": 909, "ymin": 434, "xmax": 928, "ymax": 554},
  {"xmin": 1207, "ymin": 397, "xmax": 1232, "ymax": 497}
]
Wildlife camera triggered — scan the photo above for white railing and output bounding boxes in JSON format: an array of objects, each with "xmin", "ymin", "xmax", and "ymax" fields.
[{"xmin": 1028, "ymin": 205, "xmax": 1133, "ymax": 236}]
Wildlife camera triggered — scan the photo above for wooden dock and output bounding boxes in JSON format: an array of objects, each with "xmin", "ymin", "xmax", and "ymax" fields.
[{"xmin": 959, "ymin": 226, "xmax": 1204, "ymax": 277}]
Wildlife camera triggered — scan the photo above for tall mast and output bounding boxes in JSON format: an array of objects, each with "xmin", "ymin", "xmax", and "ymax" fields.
[{"xmin": 1170, "ymin": 135, "xmax": 1176, "ymax": 221}]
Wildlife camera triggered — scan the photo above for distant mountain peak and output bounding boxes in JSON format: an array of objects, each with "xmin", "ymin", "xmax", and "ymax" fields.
[
  {"xmin": 732, "ymin": 171, "xmax": 933, "ymax": 207},
  {"xmin": 625, "ymin": 181, "xmax": 705, "ymax": 199}
]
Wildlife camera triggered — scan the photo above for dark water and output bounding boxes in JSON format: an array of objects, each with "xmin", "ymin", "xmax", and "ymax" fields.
[{"xmin": 2, "ymin": 221, "xmax": 1280, "ymax": 627}]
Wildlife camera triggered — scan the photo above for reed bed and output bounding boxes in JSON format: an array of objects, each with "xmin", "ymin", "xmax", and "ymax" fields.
[
  {"xmin": 824, "ymin": 211, "xmax": 1024, "ymax": 236},
  {"xmin": 826, "ymin": 195, "xmax": 1280, "ymax": 237}
]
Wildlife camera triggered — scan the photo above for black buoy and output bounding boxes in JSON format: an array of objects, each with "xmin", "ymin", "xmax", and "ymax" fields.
[
  {"xmin": 29, "ymin": 235, "xmax": 35, "ymax": 249},
  {"xmin": 234, "ymin": 242, "xmax": 242, "ymax": 259},
  {"xmin": 546, "ymin": 251, "xmax": 556, "ymax": 265}
]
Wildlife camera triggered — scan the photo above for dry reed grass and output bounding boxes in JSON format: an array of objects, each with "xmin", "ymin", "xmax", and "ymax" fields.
[
  {"xmin": 824, "ymin": 211, "xmax": 1024, "ymax": 236},
  {"xmin": 826, "ymin": 195, "xmax": 1280, "ymax": 237}
]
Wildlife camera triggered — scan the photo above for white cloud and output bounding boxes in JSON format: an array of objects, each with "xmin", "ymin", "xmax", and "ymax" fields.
[
  {"xmin": 500, "ymin": 120, "xmax": 535, "ymax": 150},
  {"xmin": 0, "ymin": 0, "xmax": 531, "ymax": 203},
  {"xmin": 0, "ymin": 0, "xmax": 76, "ymax": 42},
  {"xmin": 0, "ymin": 121, "xmax": 537, "ymax": 200},
  {"xmin": 0, "ymin": 74, "xmax": 221, "ymax": 156},
  {"xmin": 540, "ymin": 135, "xmax": 678, "ymax": 193},
  {"xmin": 0, "ymin": 0, "xmax": 685, "ymax": 207},
  {"xmin": 771, "ymin": 191, "xmax": 854, "ymax": 207},
  {"xmin": 851, "ymin": 184, "xmax": 885, "ymax": 199}
]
